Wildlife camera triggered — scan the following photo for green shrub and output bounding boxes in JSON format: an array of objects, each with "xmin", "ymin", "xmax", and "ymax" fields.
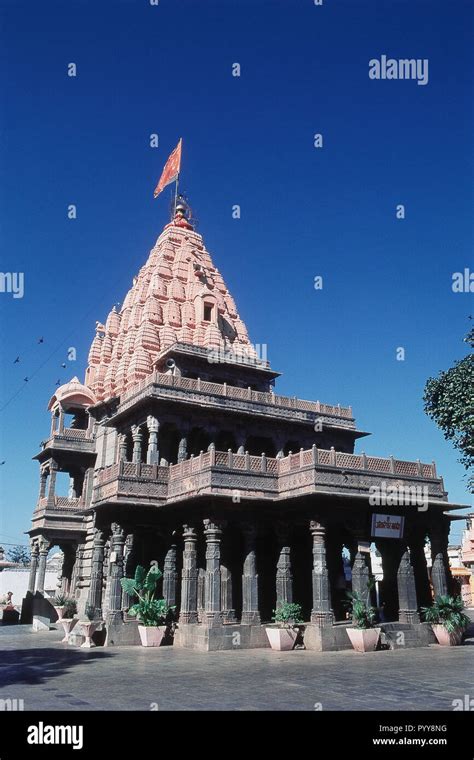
[
  {"xmin": 272, "ymin": 602, "xmax": 303, "ymax": 628},
  {"xmin": 346, "ymin": 591, "xmax": 377, "ymax": 629},
  {"xmin": 421, "ymin": 595, "xmax": 470, "ymax": 634},
  {"xmin": 63, "ymin": 597, "xmax": 77, "ymax": 618},
  {"xmin": 120, "ymin": 565, "xmax": 174, "ymax": 627}
]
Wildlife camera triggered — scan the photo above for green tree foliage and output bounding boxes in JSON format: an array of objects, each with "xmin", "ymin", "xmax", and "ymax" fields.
[
  {"xmin": 424, "ymin": 327, "xmax": 474, "ymax": 491},
  {"xmin": 6, "ymin": 545, "xmax": 30, "ymax": 566}
]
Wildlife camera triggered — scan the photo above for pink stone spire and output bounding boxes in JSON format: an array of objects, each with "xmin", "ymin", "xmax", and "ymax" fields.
[{"xmin": 85, "ymin": 211, "xmax": 257, "ymax": 401}]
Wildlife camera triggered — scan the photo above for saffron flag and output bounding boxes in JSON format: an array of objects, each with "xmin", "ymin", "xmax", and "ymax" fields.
[{"xmin": 153, "ymin": 138, "xmax": 182, "ymax": 198}]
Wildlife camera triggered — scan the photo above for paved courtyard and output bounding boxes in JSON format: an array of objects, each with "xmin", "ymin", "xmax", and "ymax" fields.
[{"xmin": 1, "ymin": 624, "xmax": 473, "ymax": 711}]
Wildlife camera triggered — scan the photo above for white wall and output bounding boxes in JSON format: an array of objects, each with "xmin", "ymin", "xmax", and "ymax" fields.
[{"xmin": 0, "ymin": 569, "xmax": 59, "ymax": 606}]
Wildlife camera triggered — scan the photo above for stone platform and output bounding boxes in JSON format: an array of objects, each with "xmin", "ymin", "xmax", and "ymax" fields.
[{"xmin": 174, "ymin": 622, "xmax": 269, "ymax": 651}]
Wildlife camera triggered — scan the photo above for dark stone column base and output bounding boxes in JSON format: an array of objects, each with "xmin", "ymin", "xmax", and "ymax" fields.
[
  {"xmin": 179, "ymin": 612, "xmax": 199, "ymax": 624},
  {"xmin": 304, "ymin": 623, "xmax": 354, "ymax": 651},
  {"xmin": 221, "ymin": 610, "xmax": 238, "ymax": 624},
  {"xmin": 205, "ymin": 612, "xmax": 224, "ymax": 627},
  {"xmin": 241, "ymin": 611, "xmax": 261, "ymax": 625},
  {"xmin": 380, "ymin": 622, "xmax": 436, "ymax": 649},
  {"xmin": 398, "ymin": 609, "xmax": 421, "ymax": 624},
  {"xmin": 174, "ymin": 623, "xmax": 269, "ymax": 651},
  {"xmin": 310, "ymin": 611, "xmax": 335, "ymax": 627},
  {"xmin": 104, "ymin": 613, "xmax": 141, "ymax": 646}
]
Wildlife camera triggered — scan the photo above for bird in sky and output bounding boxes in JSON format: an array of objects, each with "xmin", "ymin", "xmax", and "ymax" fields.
[
  {"xmin": 13, "ymin": 357, "xmax": 20, "ymax": 363},
  {"xmin": 38, "ymin": 337, "xmax": 44, "ymax": 343}
]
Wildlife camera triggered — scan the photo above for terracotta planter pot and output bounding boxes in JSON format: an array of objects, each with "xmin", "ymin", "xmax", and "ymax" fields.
[
  {"xmin": 432, "ymin": 624, "xmax": 463, "ymax": 646},
  {"xmin": 79, "ymin": 620, "xmax": 101, "ymax": 648},
  {"xmin": 59, "ymin": 617, "xmax": 78, "ymax": 643},
  {"xmin": 53, "ymin": 606, "xmax": 65, "ymax": 621},
  {"xmin": 138, "ymin": 625, "xmax": 166, "ymax": 647},
  {"xmin": 265, "ymin": 627, "xmax": 298, "ymax": 651},
  {"xmin": 346, "ymin": 627, "xmax": 381, "ymax": 652}
]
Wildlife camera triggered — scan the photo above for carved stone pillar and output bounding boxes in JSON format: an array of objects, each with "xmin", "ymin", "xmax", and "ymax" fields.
[
  {"xmin": 36, "ymin": 538, "xmax": 50, "ymax": 594},
  {"xmin": 118, "ymin": 434, "xmax": 128, "ymax": 462},
  {"xmin": 107, "ymin": 523, "xmax": 125, "ymax": 618},
  {"xmin": 204, "ymin": 519, "xmax": 222, "ymax": 626},
  {"xmin": 47, "ymin": 461, "xmax": 57, "ymax": 503},
  {"xmin": 310, "ymin": 520, "xmax": 334, "ymax": 625},
  {"xmin": 407, "ymin": 528, "xmax": 431, "ymax": 608},
  {"xmin": 87, "ymin": 529, "xmax": 106, "ymax": 618},
  {"xmin": 397, "ymin": 549, "xmax": 420, "ymax": 623},
  {"xmin": 58, "ymin": 544, "xmax": 76, "ymax": 595},
  {"xmin": 28, "ymin": 540, "xmax": 39, "ymax": 593},
  {"xmin": 430, "ymin": 522, "xmax": 450, "ymax": 597},
  {"xmin": 351, "ymin": 552, "xmax": 371, "ymax": 606},
  {"xmin": 241, "ymin": 522, "xmax": 260, "ymax": 625},
  {"xmin": 163, "ymin": 542, "xmax": 178, "ymax": 609},
  {"xmin": 431, "ymin": 553, "xmax": 448, "ymax": 597},
  {"xmin": 177, "ymin": 434, "xmax": 188, "ymax": 464},
  {"xmin": 220, "ymin": 566, "xmax": 236, "ymax": 623},
  {"xmin": 146, "ymin": 416, "xmax": 159, "ymax": 464},
  {"xmin": 131, "ymin": 426, "xmax": 142, "ymax": 464},
  {"xmin": 69, "ymin": 544, "xmax": 83, "ymax": 596},
  {"xmin": 121, "ymin": 533, "xmax": 136, "ymax": 613},
  {"xmin": 275, "ymin": 522, "xmax": 293, "ymax": 606},
  {"xmin": 179, "ymin": 525, "xmax": 198, "ymax": 624},
  {"xmin": 38, "ymin": 468, "xmax": 48, "ymax": 500},
  {"xmin": 197, "ymin": 568, "xmax": 206, "ymax": 623}
]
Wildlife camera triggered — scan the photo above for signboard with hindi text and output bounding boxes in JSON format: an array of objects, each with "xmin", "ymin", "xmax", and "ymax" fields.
[{"xmin": 371, "ymin": 514, "xmax": 405, "ymax": 539}]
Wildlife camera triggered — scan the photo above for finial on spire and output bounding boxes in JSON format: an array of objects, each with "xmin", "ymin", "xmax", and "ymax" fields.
[{"xmin": 165, "ymin": 193, "xmax": 194, "ymax": 230}]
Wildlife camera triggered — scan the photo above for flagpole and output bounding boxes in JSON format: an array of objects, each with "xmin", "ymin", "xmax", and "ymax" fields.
[
  {"xmin": 174, "ymin": 172, "xmax": 180, "ymax": 216},
  {"xmin": 173, "ymin": 137, "xmax": 182, "ymax": 216}
]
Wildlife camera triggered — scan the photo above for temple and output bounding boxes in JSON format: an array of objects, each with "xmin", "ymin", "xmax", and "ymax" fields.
[{"xmin": 23, "ymin": 202, "xmax": 466, "ymax": 650}]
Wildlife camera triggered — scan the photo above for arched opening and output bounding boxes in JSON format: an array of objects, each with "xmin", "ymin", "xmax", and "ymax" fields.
[
  {"xmin": 158, "ymin": 423, "xmax": 180, "ymax": 465},
  {"xmin": 188, "ymin": 427, "xmax": 212, "ymax": 457},
  {"xmin": 125, "ymin": 431, "xmax": 134, "ymax": 462},
  {"xmin": 215, "ymin": 430, "xmax": 237, "ymax": 452},
  {"xmin": 245, "ymin": 435, "xmax": 276, "ymax": 457}
]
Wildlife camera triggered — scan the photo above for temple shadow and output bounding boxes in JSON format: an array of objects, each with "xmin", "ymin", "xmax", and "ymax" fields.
[{"xmin": 0, "ymin": 647, "xmax": 115, "ymax": 688}]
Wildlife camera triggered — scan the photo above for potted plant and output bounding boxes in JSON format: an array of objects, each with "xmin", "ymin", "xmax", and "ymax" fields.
[
  {"xmin": 53, "ymin": 593, "xmax": 67, "ymax": 621},
  {"xmin": 59, "ymin": 597, "xmax": 78, "ymax": 643},
  {"xmin": 421, "ymin": 595, "xmax": 470, "ymax": 646},
  {"xmin": 79, "ymin": 604, "xmax": 101, "ymax": 649},
  {"xmin": 120, "ymin": 565, "xmax": 174, "ymax": 647},
  {"xmin": 345, "ymin": 591, "xmax": 381, "ymax": 652},
  {"xmin": 265, "ymin": 602, "xmax": 303, "ymax": 651}
]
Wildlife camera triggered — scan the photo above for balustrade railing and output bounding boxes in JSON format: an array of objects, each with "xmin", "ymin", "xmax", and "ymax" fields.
[
  {"xmin": 93, "ymin": 446, "xmax": 437, "ymax": 487},
  {"xmin": 120, "ymin": 369, "xmax": 353, "ymax": 421}
]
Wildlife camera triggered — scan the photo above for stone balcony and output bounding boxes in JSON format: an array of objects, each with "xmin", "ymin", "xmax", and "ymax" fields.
[
  {"xmin": 109, "ymin": 371, "xmax": 357, "ymax": 430},
  {"xmin": 91, "ymin": 446, "xmax": 450, "ymax": 509},
  {"xmin": 38, "ymin": 427, "xmax": 96, "ymax": 455},
  {"xmin": 36, "ymin": 496, "xmax": 82, "ymax": 511},
  {"xmin": 31, "ymin": 496, "xmax": 85, "ymax": 536}
]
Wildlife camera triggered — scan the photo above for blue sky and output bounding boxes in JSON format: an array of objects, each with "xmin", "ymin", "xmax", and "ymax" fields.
[{"xmin": 0, "ymin": 0, "xmax": 472, "ymax": 548}]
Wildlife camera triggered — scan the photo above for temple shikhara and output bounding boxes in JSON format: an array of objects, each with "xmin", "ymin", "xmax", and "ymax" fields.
[{"xmin": 23, "ymin": 200, "xmax": 465, "ymax": 650}]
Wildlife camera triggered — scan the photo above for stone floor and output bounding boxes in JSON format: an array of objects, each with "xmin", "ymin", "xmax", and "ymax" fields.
[{"xmin": 0, "ymin": 622, "xmax": 473, "ymax": 711}]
